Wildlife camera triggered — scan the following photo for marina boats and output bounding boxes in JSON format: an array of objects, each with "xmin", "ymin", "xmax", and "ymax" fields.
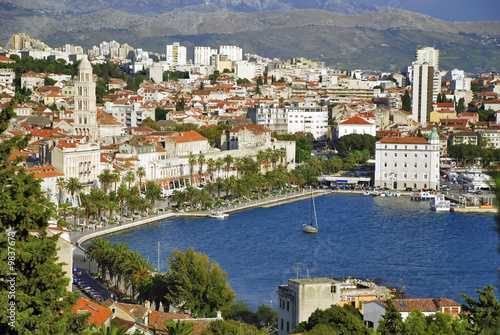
[
  {"xmin": 302, "ymin": 189, "xmax": 319, "ymax": 234},
  {"xmin": 430, "ymin": 193, "xmax": 451, "ymax": 212},
  {"xmin": 208, "ymin": 211, "xmax": 229, "ymax": 219},
  {"xmin": 411, "ymin": 191, "xmax": 436, "ymax": 201},
  {"xmin": 456, "ymin": 168, "xmax": 492, "ymax": 191}
]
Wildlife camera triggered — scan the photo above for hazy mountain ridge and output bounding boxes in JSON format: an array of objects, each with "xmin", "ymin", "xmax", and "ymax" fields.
[{"xmin": 1, "ymin": 2, "xmax": 499, "ymax": 73}]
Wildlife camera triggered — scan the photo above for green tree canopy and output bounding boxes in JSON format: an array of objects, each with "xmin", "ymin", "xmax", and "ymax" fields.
[
  {"xmin": 165, "ymin": 247, "xmax": 235, "ymax": 317},
  {"xmin": 336, "ymin": 134, "xmax": 377, "ymax": 157},
  {"xmin": 291, "ymin": 304, "xmax": 372, "ymax": 334},
  {"xmin": 0, "ymin": 102, "xmax": 91, "ymax": 333},
  {"xmin": 201, "ymin": 319, "xmax": 267, "ymax": 335}
]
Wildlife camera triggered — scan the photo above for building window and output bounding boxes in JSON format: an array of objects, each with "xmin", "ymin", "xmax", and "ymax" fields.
[
  {"xmin": 287, "ymin": 301, "xmax": 289, "ymax": 311},
  {"xmin": 359, "ymin": 301, "xmax": 363, "ymax": 310},
  {"xmin": 384, "ymin": 153, "xmax": 387, "ymax": 157},
  {"xmin": 287, "ymin": 322, "xmax": 289, "ymax": 332},
  {"xmin": 384, "ymin": 162, "xmax": 387, "ymax": 167},
  {"xmin": 281, "ymin": 319, "xmax": 283, "ymax": 330},
  {"xmin": 394, "ymin": 162, "xmax": 397, "ymax": 167},
  {"xmin": 414, "ymin": 163, "xmax": 417, "ymax": 168},
  {"xmin": 404, "ymin": 153, "xmax": 407, "ymax": 157},
  {"xmin": 425, "ymin": 163, "xmax": 428, "ymax": 168},
  {"xmin": 404, "ymin": 162, "xmax": 407, "ymax": 167},
  {"xmin": 394, "ymin": 153, "xmax": 397, "ymax": 157},
  {"xmin": 331, "ymin": 285, "xmax": 336, "ymax": 293}
]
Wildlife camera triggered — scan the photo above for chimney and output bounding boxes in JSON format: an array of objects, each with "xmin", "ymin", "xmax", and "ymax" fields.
[{"xmin": 216, "ymin": 311, "xmax": 222, "ymax": 319}]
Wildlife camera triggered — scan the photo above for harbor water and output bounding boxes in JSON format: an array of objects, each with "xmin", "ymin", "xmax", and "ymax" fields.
[{"xmin": 104, "ymin": 194, "xmax": 500, "ymax": 309}]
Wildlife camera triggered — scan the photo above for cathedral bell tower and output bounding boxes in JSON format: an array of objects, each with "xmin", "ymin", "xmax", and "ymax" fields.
[{"xmin": 73, "ymin": 56, "xmax": 98, "ymax": 141}]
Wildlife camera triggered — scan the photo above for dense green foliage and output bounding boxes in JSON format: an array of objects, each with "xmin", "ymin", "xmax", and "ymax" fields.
[
  {"xmin": 201, "ymin": 319, "xmax": 268, "ymax": 335},
  {"xmin": 401, "ymin": 89, "xmax": 411, "ymax": 112},
  {"xmin": 0, "ymin": 102, "xmax": 91, "ymax": 334},
  {"xmin": 292, "ymin": 304, "xmax": 373, "ymax": 334},
  {"xmin": 223, "ymin": 300, "xmax": 278, "ymax": 331},
  {"xmin": 335, "ymin": 133, "xmax": 377, "ymax": 157},
  {"xmin": 163, "ymin": 70, "xmax": 189, "ymax": 82}
]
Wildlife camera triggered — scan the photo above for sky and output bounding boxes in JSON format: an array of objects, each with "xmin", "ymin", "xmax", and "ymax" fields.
[{"xmin": 357, "ymin": 0, "xmax": 500, "ymax": 22}]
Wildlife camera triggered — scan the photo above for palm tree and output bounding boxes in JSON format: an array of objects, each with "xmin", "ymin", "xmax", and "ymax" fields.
[
  {"xmin": 111, "ymin": 169, "xmax": 121, "ymax": 192},
  {"xmin": 95, "ymin": 322, "xmax": 128, "ymax": 335},
  {"xmin": 215, "ymin": 177, "xmax": 225, "ymax": 201},
  {"xmin": 87, "ymin": 237, "xmax": 112, "ymax": 278},
  {"xmin": 90, "ymin": 189, "xmax": 106, "ymax": 226},
  {"xmin": 197, "ymin": 189, "xmax": 213, "ymax": 209},
  {"xmin": 188, "ymin": 154, "xmax": 198, "ymax": 185},
  {"xmin": 223, "ymin": 154, "xmax": 234, "ymax": 176},
  {"xmin": 98, "ymin": 169, "xmax": 114, "ymax": 194},
  {"xmin": 234, "ymin": 157, "xmax": 245, "ymax": 179},
  {"xmin": 184, "ymin": 185, "xmax": 199, "ymax": 209},
  {"xmin": 68, "ymin": 205, "xmax": 80, "ymax": 229},
  {"xmin": 145, "ymin": 181, "xmax": 161, "ymax": 213},
  {"xmin": 226, "ymin": 175, "xmax": 238, "ymax": 200},
  {"xmin": 57, "ymin": 202, "xmax": 71, "ymax": 221},
  {"xmin": 278, "ymin": 147, "xmax": 287, "ymax": 166},
  {"xmin": 164, "ymin": 320, "xmax": 195, "ymax": 335},
  {"xmin": 207, "ymin": 158, "xmax": 216, "ymax": 180},
  {"xmin": 253, "ymin": 174, "xmax": 266, "ymax": 198},
  {"xmin": 124, "ymin": 171, "xmax": 136, "ymax": 189},
  {"xmin": 215, "ymin": 157, "xmax": 224, "ymax": 178},
  {"xmin": 198, "ymin": 153, "xmax": 206, "ymax": 178},
  {"xmin": 79, "ymin": 193, "xmax": 95, "ymax": 227},
  {"xmin": 257, "ymin": 150, "xmax": 265, "ymax": 172},
  {"xmin": 117, "ymin": 184, "xmax": 128, "ymax": 222},
  {"xmin": 265, "ymin": 148, "xmax": 273, "ymax": 171},
  {"xmin": 65, "ymin": 177, "xmax": 82, "ymax": 206},
  {"xmin": 205, "ymin": 182, "xmax": 217, "ymax": 200},
  {"xmin": 172, "ymin": 190, "xmax": 187, "ymax": 210},
  {"xmin": 137, "ymin": 166, "xmax": 146, "ymax": 191},
  {"xmin": 56, "ymin": 177, "xmax": 66, "ymax": 205}
]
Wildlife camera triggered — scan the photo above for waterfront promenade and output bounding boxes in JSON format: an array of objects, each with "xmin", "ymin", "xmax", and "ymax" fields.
[{"xmin": 71, "ymin": 188, "xmax": 332, "ymax": 247}]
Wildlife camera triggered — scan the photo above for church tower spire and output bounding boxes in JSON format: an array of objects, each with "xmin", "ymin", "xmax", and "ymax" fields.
[{"xmin": 74, "ymin": 56, "xmax": 98, "ymax": 141}]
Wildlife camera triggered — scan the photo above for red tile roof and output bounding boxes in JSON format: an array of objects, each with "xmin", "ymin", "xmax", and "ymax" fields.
[
  {"xmin": 379, "ymin": 137, "xmax": 429, "ymax": 144},
  {"xmin": 167, "ymin": 131, "xmax": 207, "ymax": 143},
  {"xmin": 72, "ymin": 297, "xmax": 113, "ymax": 328},
  {"xmin": 340, "ymin": 115, "xmax": 374, "ymax": 125},
  {"xmin": 379, "ymin": 298, "xmax": 461, "ymax": 313},
  {"xmin": 26, "ymin": 165, "xmax": 64, "ymax": 179}
]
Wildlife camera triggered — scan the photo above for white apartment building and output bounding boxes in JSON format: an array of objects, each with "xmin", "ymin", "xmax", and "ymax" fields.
[
  {"xmin": 277, "ymin": 278, "xmax": 341, "ymax": 335},
  {"xmin": 415, "ymin": 47, "xmax": 439, "ymax": 70},
  {"xmin": 478, "ymin": 129, "xmax": 500, "ymax": 149},
  {"xmin": 287, "ymin": 104, "xmax": 328, "ymax": 141},
  {"xmin": 51, "ymin": 141, "xmax": 101, "ymax": 196},
  {"xmin": 0, "ymin": 68, "xmax": 15, "ymax": 90},
  {"xmin": 104, "ymin": 101, "xmax": 155, "ymax": 128},
  {"xmin": 449, "ymin": 69, "xmax": 471, "ymax": 91},
  {"xmin": 337, "ymin": 115, "xmax": 376, "ymax": 139},
  {"xmin": 219, "ymin": 45, "xmax": 242, "ymax": 62},
  {"xmin": 374, "ymin": 128, "xmax": 440, "ymax": 190},
  {"xmin": 166, "ymin": 42, "xmax": 187, "ymax": 67},
  {"xmin": 412, "ymin": 64, "xmax": 434, "ymax": 126},
  {"xmin": 247, "ymin": 102, "xmax": 328, "ymax": 140},
  {"xmin": 235, "ymin": 61, "xmax": 257, "ymax": 81},
  {"xmin": 194, "ymin": 46, "xmax": 217, "ymax": 66}
]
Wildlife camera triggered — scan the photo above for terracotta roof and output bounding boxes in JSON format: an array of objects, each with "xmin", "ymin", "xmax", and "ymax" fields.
[
  {"xmin": 0, "ymin": 55, "xmax": 15, "ymax": 63},
  {"xmin": 72, "ymin": 297, "xmax": 113, "ymax": 328},
  {"xmin": 379, "ymin": 298, "xmax": 460, "ymax": 313},
  {"xmin": 26, "ymin": 165, "xmax": 64, "ymax": 179},
  {"xmin": 166, "ymin": 131, "xmax": 207, "ymax": 143},
  {"xmin": 379, "ymin": 137, "xmax": 429, "ymax": 144},
  {"xmin": 230, "ymin": 124, "xmax": 271, "ymax": 133},
  {"xmin": 340, "ymin": 115, "xmax": 374, "ymax": 125}
]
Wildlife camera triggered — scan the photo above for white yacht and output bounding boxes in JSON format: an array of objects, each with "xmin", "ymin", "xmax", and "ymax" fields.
[{"xmin": 430, "ymin": 193, "xmax": 451, "ymax": 212}]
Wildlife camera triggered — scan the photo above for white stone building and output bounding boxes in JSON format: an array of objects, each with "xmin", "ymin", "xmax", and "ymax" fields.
[
  {"xmin": 194, "ymin": 46, "xmax": 217, "ymax": 66},
  {"xmin": 337, "ymin": 115, "xmax": 376, "ymax": 139},
  {"xmin": 166, "ymin": 42, "xmax": 187, "ymax": 67},
  {"xmin": 374, "ymin": 128, "xmax": 440, "ymax": 190},
  {"xmin": 219, "ymin": 45, "xmax": 242, "ymax": 62},
  {"xmin": 412, "ymin": 64, "xmax": 434, "ymax": 126},
  {"xmin": 73, "ymin": 56, "xmax": 99, "ymax": 141}
]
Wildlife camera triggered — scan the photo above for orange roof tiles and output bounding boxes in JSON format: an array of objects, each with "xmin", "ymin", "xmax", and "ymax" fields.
[
  {"xmin": 379, "ymin": 137, "xmax": 429, "ymax": 144},
  {"xmin": 340, "ymin": 115, "xmax": 374, "ymax": 125},
  {"xmin": 72, "ymin": 297, "xmax": 113, "ymax": 328},
  {"xmin": 166, "ymin": 131, "xmax": 207, "ymax": 143},
  {"xmin": 26, "ymin": 165, "xmax": 64, "ymax": 179}
]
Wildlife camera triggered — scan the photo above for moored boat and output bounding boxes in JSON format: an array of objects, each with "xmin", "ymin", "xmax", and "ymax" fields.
[
  {"xmin": 411, "ymin": 191, "xmax": 436, "ymax": 201},
  {"xmin": 430, "ymin": 193, "xmax": 451, "ymax": 211},
  {"xmin": 208, "ymin": 211, "xmax": 228, "ymax": 219}
]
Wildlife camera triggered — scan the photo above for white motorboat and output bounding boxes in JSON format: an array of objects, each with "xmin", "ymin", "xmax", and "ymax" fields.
[
  {"xmin": 208, "ymin": 211, "xmax": 228, "ymax": 219},
  {"xmin": 411, "ymin": 191, "xmax": 436, "ymax": 201},
  {"xmin": 430, "ymin": 193, "xmax": 451, "ymax": 212}
]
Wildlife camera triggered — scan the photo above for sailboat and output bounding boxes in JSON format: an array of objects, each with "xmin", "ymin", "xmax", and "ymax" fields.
[{"xmin": 302, "ymin": 188, "xmax": 318, "ymax": 234}]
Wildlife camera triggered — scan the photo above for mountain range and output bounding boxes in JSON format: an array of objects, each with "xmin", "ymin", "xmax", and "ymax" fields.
[{"xmin": 1, "ymin": 0, "xmax": 499, "ymax": 73}]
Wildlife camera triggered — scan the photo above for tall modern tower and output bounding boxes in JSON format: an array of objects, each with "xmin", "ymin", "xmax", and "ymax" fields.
[
  {"xmin": 166, "ymin": 42, "xmax": 187, "ymax": 67},
  {"xmin": 414, "ymin": 46, "xmax": 441, "ymax": 103},
  {"xmin": 412, "ymin": 64, "xmax": 434, "ymax": 125},
  {"xmin": 73, "ymin": 56, "xmax": 98, "ymax": 141}
]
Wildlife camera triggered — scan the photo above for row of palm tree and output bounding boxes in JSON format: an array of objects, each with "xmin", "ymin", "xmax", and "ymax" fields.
[
  {"xmin": 170, "ymin": 150, "xmax": 371, "ymax": 211},
  {"xmin": 86, "ymin": 238, "xmax": 153, "ymax": 298},
  {"xmin": 57, "ymin": 180, "xmax": 162, "ymax": 228}
]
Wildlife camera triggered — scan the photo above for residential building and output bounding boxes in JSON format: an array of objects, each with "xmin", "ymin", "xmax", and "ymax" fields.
[
  {"xmin": 448, "ymin": 131, "xmax": 479, "ymax": 147},
  {"xmin": 277, "ymin": 278, "xmax": 393, "ymax": 335},
  {"xmin": 374, "ymin": 128, "xmax": 440, "ymax": 190},
  {"xmin": 219, "ymin": 45, "xmax": 242, "ymax": 62},
  {"xmin": 73, "ymin": 297, "xmax": 113, "ymax": 329},
  {"xmin": 166, "ymin": 42, "xmax": 187, "ymax": 67},
  {"xmin": 478, "ymin": 129, "xmax": 500, "ymax": 149},
  {"xmin": 221, "ymin": 124, "xmax": 272, "ymax": 150},
  {"xmin": 337, "ymin": 115, "xmax": 377, "ymax": 139},
  {"xmin": 364, "ymin": 298, "xmax": 461, "ymax": 330},
  {"xmin": 50, "ymin": 141, "xmax": 101, "ymax": 195},
  {"xmin": 25, "ymin": 164, "xmax": 64, "ymax": 205},
  {"xmin": 235, "ymin": 61, "xmax": 257, "ymax": 81},
  {"xmin": 412, "ymin": 64, "xmax": 434, "ymax": 125},
  {"xmin": 194, "ymin": 46, "xmax": 217, "ymax": 66},
  {"xmin": 0, "ymin": 68, "xmax": 15, "ymax": 90},
  {"xmin": 73, "ymin": 56, "xmax": 99, "ymax": 141},
  {"xmin": 414, "ymin": 46, "xmax": 441, "ymax": 103}
]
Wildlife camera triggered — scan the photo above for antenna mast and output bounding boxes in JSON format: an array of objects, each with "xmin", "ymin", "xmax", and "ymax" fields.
[{"xmin": 293, "ymin": 262, "xmax": 301, "ymax": 279}]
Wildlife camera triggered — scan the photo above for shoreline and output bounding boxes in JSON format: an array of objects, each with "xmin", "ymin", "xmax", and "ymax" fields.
[{"xmin": 72, "ymin": 189, "xmax": 332, "ymax": 247}]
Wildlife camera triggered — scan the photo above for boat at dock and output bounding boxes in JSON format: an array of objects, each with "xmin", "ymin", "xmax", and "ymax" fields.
[
  {"xmin": 208, "ymin": 211, "xmax": 228, "ymax": 219},
  {"xmin": 430, "ymin": 193, "xmax": 451, "ymax": 212},
  {"xmin": 411, "ymin": 191, "xmax": 436, "ymax": 201}
]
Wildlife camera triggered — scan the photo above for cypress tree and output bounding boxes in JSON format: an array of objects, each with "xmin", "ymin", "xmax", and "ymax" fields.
[{"xmin": 0, "ymin": 102, "xmax": 91, "ymax": 334}]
